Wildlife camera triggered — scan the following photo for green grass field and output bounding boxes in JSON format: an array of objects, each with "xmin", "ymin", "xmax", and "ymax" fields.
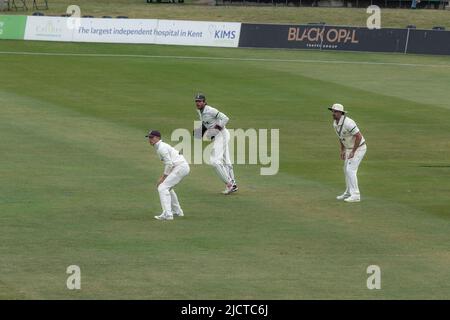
[
  {"xmin": 2, "ymin": 0, "xmax": 450, "ymax": 29},
  {"xmin": 1, "ymin": 39, "xmax": 450, "ymax": 299}
]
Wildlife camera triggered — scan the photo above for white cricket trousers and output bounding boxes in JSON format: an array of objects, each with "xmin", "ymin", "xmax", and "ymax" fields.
[
  {"xmin": 157, "ymin": 163, "xmax": 190, "ymax": 216},
  {"xmin": 344, "ymin": 145, "xmax": 367, "ymax": 197},
  {"xmin": 210, "ymin": 128, "xmax": 235, "ymax": 185}
]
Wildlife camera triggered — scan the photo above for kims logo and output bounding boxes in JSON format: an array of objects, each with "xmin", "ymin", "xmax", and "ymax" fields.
[
  {"xmin": 209, "ymin": 25, "xmax": 236, "ymax": 39},
  {"xmin": 215, "ymin": 30, "xmax": 236, "ymax": 39}
]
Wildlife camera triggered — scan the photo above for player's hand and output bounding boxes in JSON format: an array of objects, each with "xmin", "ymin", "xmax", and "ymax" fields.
[
  {"xmin": 340, "ymin": 151, "xmax": 346, "ymax": 160},
  {"xmin": 157, "ymin": 176, "xmax": 165, "ymax": 187},
  {"xmin": 348, "ymin": 151, "xmax": 355, "ymax": 159}
]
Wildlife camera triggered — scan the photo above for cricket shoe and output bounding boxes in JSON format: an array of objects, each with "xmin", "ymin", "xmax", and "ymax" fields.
[
  {"xmin": 173, "ymin": 210, "xmax": 184, "ymax": 217},
  {"xmin": 344, "ymin": 196, "xmax": 361, "ymax": 203},
  {"xmin": 222, "ymin": 184, "xmax": 238, "ymax": 195},
  {"xmin": 154, "ymin": 213, "xmax": 174, "ymax": 221},
  {"xmin": 336, "ymin": 193, "xmax": 351, "ymax": 200}
]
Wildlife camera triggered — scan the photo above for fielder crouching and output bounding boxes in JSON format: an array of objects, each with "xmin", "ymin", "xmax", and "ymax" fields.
[
  {"xmin": 329, "ymin": 103, "xmax": 367, "ymax": 203},
  {"xmin": 146, "ymin": 130, "xmax": 190, "ymax": 221}
]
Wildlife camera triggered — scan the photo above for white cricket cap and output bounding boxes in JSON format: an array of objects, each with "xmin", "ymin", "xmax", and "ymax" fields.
[{"xmin": 328, "ymin": 103, "xmax": 346, "ymax": 113}]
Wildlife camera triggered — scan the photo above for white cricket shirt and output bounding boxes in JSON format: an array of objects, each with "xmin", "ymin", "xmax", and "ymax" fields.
[
  {"xmin": 333, "ymin": 115, "xmax": 366, "ymax": 149},
  {"xmin": 197, "ymin": 105, "xmax": 229, "ymax": 130},
  {"xmin": 153, "ymin": 140, "xmax": 188, "ymax": 175}
]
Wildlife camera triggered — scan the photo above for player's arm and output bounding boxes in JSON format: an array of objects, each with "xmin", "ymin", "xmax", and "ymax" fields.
[
  {"xmin": 344, "ymin": 120, "xmax": 361, "ymax": 159},
  {"xmin": 214, "ymin": 110, "xmax": 229, "ymax": 130},
  {"xmin": 348, "ymin": 132, "xmax": 362, "ymax": 159},
  {"xmin": 340, "ymin": 141, "xmax": 346, "ymax": 160},
  {"xmin": 157, "ymin": 149, "xmax": 174, "ymax": 186}
]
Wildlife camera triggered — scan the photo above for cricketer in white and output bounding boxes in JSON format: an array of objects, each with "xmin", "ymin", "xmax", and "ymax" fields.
[
  {"xmin": 329, "ymin": 103, "xmax": 367, "ymax": 202},
  {"xmin": 194, "ymin": 93, "xmax": 238, "ymax": 195},
  {"xmin": 146, "ymin": 130, "xmax": 190, "ymax": 221}
]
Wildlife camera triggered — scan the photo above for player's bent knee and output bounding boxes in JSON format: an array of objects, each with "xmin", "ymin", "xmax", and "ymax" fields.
[{"xmin": 158, "ymin": 183, "xmax": 170, "ymax": 193}]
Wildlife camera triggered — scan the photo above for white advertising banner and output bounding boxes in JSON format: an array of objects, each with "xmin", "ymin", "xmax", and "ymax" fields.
[
  {"xmin": 24, "ymin": 16, "xmax": 241, "ymax": 48},
  {"xmin": 73, "ymin": 18, "xmax": 158, "ymax": 44},
  {"xmin": 154, "ymin": 19, "xmax": 241, "ymax": 47},
  {"xmin": 24, "ymin": 16, "xmax": 74, "ymax": 42}
]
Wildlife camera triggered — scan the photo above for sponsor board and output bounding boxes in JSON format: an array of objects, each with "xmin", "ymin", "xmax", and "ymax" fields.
[
  {"xmin": 73, "ymin": 18, "xmax": 158, "ymax": 44},
  {"xmin": 0, "ymin": 15, "xmax": 27, "ymax": 40},
  {"xmin": 6, "ymin": 16, "xmax": 450, "ymax": 56},
  {"xmin": 24, "ymin": 16, "xmax": 74, "ymax": 41},
  {"xmin": 239, "ymin": 24, "xmax": 408, "ymax": 53},
  {"xmin": 23, "ymin": 16, "xmax": 241, "ymax": 47},
  {"xmin": 406, "ymin": 29, "xmax": 450, "ymax": 55},
  {"xmin": 154, "ymin": 19, "xmax": 240, "ymax": 47}
]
